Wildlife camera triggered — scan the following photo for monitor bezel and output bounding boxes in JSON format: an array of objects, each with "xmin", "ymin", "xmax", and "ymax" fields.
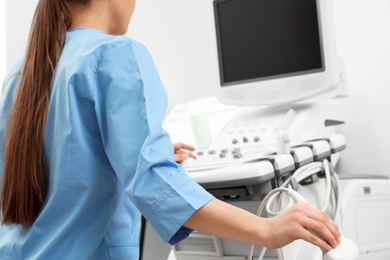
[{"xmin": 213, "ymin": 0, "xmax": 340, "ymax": 107}]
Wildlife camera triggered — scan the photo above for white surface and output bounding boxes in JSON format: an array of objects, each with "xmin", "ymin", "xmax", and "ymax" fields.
[
  {"xmin": 323, "ymin": 236, "xmax": 359, "ymax": 260},
  {"xmin": 129, "ymin": 0, "xmax": 219, "ymax": 110},
  {"xmin": 332, "ymin": 0, "xmax": 390, "ymax": 176},
  {"xmin": 0, "ymin": 0, "xmax": 6, "ymax": 93},
  {"xmin": 168, "ymin": 250, "xmax": 176, "ymax": 260},
  {"xmin": 340, "ymin": 178, "xmax": 390, "ymax": 259},
  {"xmin": 5, "ymin": 0, "xmax": 38, "ymax": 70}
]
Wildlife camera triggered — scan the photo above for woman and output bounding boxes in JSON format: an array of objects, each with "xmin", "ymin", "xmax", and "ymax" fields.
[{"xmin": 0, "ymin": 0, "xmax": 340, "ymax": 259}]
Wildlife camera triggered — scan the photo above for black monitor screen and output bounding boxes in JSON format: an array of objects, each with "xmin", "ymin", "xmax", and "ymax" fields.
[{"xmin": 214, "ymin": 0, "xmax": 324, "ymax": 85}]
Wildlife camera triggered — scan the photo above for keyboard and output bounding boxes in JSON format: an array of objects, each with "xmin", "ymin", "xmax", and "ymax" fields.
[
  {"xmin": 180, "ymin": 109, "xmax": 298, "ymax": 172},
  {"xmin": 181, "ymin": 143, "xmax": 276, "ymax": 172}
]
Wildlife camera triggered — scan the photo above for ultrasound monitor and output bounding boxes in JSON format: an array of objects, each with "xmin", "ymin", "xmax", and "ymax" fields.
[{"xmin": 214, "ymin": 0, "xmax": 341, "ymax": 106}]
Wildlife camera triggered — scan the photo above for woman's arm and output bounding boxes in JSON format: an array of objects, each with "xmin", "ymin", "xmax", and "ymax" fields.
[{"xmin": 184, "ymin": 198, "xmax": 340, "ymax": 251}]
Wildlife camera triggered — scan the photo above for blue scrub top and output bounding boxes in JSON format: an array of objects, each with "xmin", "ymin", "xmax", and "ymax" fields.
[{"xmin": 0, "ymin": 28, "xmax": 214, "ymax": 259}]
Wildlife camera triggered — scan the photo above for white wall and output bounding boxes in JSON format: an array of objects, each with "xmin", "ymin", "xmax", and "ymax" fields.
[
  {"xmin": 6, "ymin": 0, "xmax": 38, "ymax": 71},
  {"xmin": 332, "ymin": 0, "xmax": 390, "ymax": 176},
  {"xmin": 0, "ymin": 0, "xmax": 7, "ymax": 91},
  {"xmin": 129, "ymin": 0, "xmax": 390, "ymax": 177},
  {"xmin": 6, "ymin": 1, "xmax": 390, "ymax": 177},
  {"xmin": 129, "ymin": 0, "xmax": 219, "ymax": 109}
]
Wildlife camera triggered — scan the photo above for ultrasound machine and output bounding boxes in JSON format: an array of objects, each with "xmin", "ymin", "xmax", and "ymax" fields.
[{"xmin": 161, "ymin": 0, "xmax": 390, "ymax": 259}]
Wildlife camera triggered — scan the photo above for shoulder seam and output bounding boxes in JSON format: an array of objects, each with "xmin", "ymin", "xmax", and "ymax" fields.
[{"xmin": 89, "ymin": 37, "xmax": 134, "ymax": 101}]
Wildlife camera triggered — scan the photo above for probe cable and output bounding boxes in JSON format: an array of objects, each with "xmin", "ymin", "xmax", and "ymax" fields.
[{"xmin": 248, "ymin": 159, "xmax": 341, "ymax": 260}]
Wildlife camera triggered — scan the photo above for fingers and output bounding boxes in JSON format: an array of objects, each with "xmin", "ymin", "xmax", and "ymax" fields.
[
  {"xmin": 269, "ymin": 202, "xmax": 340, "ymax": 250},
  {"xmin": 301, "ymin": 227, "xmax": 334, "ymax": 251},
  {"xmin": 173, "ymin": 142, "xmax": 195, "ymax": 151},
  {"xmin": 310, "ymin": 212, "xmax": 340, "ymax": 250},
  {"xmin": 174, "ymin": 153, "xmax": 188, "ymax": 163},
  {"xmin": 296, "ymin": 203, "xmax": 341, "ymax": 251},
  {"xmin": 173, "ymin": 143, "xmax": 197, "ymax": 163},
  {"xmin": 174, "ymin": 152, "xmax": 197, "ymax": 162}
]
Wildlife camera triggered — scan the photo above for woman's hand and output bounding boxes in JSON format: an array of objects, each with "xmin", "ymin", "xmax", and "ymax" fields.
[
  {"xmin": 262, "ymin": 202, "xmax": 340, "ymax": 251},
  {"xmin": 172, "ymin": 143, "xmax": 197, "ymax": 163}
]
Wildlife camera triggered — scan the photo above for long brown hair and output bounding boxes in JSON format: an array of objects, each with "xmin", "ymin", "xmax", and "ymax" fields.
[{"xmin": 0, "ymin": 0, "xmax": 72, "ymax": 226}]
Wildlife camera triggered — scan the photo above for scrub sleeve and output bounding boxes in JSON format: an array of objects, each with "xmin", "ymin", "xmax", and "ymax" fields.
[{"xmin": 92, "ymin": 39, "xmax": 215, "ymax": 244}]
